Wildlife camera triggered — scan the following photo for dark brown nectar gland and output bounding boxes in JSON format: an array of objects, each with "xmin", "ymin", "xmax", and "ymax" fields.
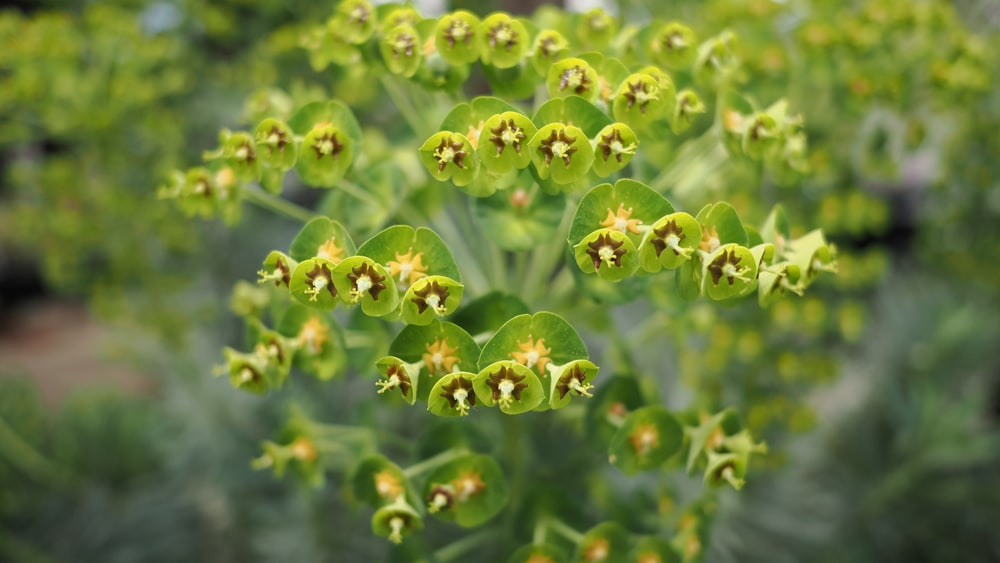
[
  {"xmin": 263, "ymin": 125, "xmax": 290, "ymax": 156},
  {"xmin": 311, "ymin": 129, "xmax": 345, "ymax": 160},
  {"xmin": 411, "ymin": 280, "xmax": 450, "ymax": 315},
  {"xmin": 707, "ymin": 248, "xmax": 746, "ymax": 286},
  {"xmin": 234, "ymin": 141, "xmax": 257, "ymax": 165},
  {"xmin": 651, "ymin": 220, "xmax": 686, "ymax": 257},
  {"xmin": 597, "ymin": 128, "xmax": 633, "ymax": 163},
  {"xmin": 623, "ymin": 79, "xmax": 659, "ymax": 114},
  {"xmin": 485, "ymin": 365, "xmax": 528, "ymax": 409},
  {"xmin": 304, "ymin": 262, "xmax": 337, "ymax": 301},
  {"xmin": 585, "ymin": 233, "xmax": 626, "ymax": 269},
  {"xmin": 377, "ymin": 363, "xmax": 412, "ymax": 396},
  {"xmin": 488, "ymin": 118, "xmax": 526, "ymax": 156},
  {"xmin": 433, "ymin": 136, "xmax": 468, "ymax": 172},
  {"xmin": 487, "ymin": 22, "xmax": 518, "ymax": 51},
  {"xmin": 347, "ymin": 262, "xmax": 388, "ymax": 300},
  {"xmin": 443, "ymin": 19, "xmax": 473, "ymax": 48},
  {"xmin": 390, "ymin": 32, "xmax": 416, "ymax": 58},
  {"xmin": 440, "ymin": 375, "xmax": 475, "ymax": 415},
  {"xmin": 537, "ymin": 129, "xmax": 578, "ymax": 166},
  {"xmin": 559, "ymin": 65, "xmax": 592, "ymax": 95},
  {"xmin": 537, "ymin": 35, "xmax": 560, "ymax": 59},
  {"xmin": 555, "ymin": 364, "xmax": 594, "ymax": 398}
]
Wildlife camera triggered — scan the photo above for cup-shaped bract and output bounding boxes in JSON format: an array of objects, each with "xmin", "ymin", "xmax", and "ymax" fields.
[
  {"xmin": 548, "ymin": 359, "xmax": 599, "ymax": 410},
  {"xmin": 252, "ymin": 118, "xmax": 297, "ymax": 174},
  {"xmin": 420, "ymin": 131, "xmax": 480, "ymax": 186},
  {"xmin": 574, "ymin": 521, "xmax": 631, "ymax": 563},
  {"xmin": 742, "ymin": 112, "xmax": 781, "ymax": 160},
  {"xmin": 357, "ymin": 225, "xmax": 461, "ymax": 294},
  {"xmin": 277, "ymin": 305, "xmax": 346, "ymax": 381},
  {"xmin": 530, "ymin": 29, "xmax": 569, "ymax": 75},
  {"xmin": 374, "ymin": 355, "xmax": 420, "ymax": 404},
  {"xmin": 288, "ymin": 100, "xmax": 362, "ymax": 185},
  {"xmin": 478, "ymin": 311, "xmax": 589, "ymax": 381},
  {"xmin": 585, "ymin": 376, "xmax": 646, "ymax": 449},
  {"xmin": 646, "ymin": 21, "xmax": 697, "ymax": 69},
  {"xmin": 592, "ymin": 123, "xmax": 639, "ymax": 177},
  {"xmin": 478, "ymin": 13, "xmax": 529, "ymax": 69},
  {"xmin": 575, "ymin": 7, "xmax": 617, "ymax": 49},
  {"xmin": 427, "ymin": 372, "xmax": 479, "ymax": 416},
  {"xmin": 223, "ymin": 131, "xmax": 261, "ymax": 182},
  {"xmin": 422, "ymin": 453, "xmax": 507, "ymax": 527},
  {"xmin": 335, "ymin": 0, "xmax": 377, "ymax": 44},
  {"xmin": 476, "ymin": 112, "xmax": 537, "ymax": 174},
  {"xmin": 435, "ymin": 11, "xmax": 481, "ymax": 65},
  {"xmin": 381, "ymin": 24, "xmax": 423, "ymax": 78},
  {"xmin": 332, "ymin": 256, "xmax": 399, "ymax": 316},
  {"xmin": 402, "ymin": 275, "xmax": 464, "ymax": 325},
  {"xmin": 672, "ymin": 89, "xmax": 706, "ymax": 134},
  {"xmin": 785, "ymin": 229, "xmax": 838, "ymax": 285},
  {"xmin": 546, "ymin": 58, "xmax": 600, "ymax": 102},
  {"xmin": 352, "ymin": 454, "xmax": 419, "ymax": 508},
  {"xmin": 529, "ymin": 123, "xmax": 593, "ymax": 185},
  {"xmin": 701, "ymin": 243, "xmax": 758, "ymax": 300},
  {"xmin": 608, "ymin": 405, "xmax": 683, "ymax": 475},
  {"xmin": 289, "ymin": 257, "xmax": 340, "ymax": 310},
  {"xmin": 573, "ymin": 228, "xmax": 639, "ymax": 282},
  {"xmin": 257, "ymin": 250, "xmax": 298, "ymax": 289},
  {"xmin": 694, "ymin": 30, "xmax": 740, "ymax": 87},
  {"xmin": 639, "ymin": 212, "xmax": 701, "ymax": 272},
  {"xmin": 473, "ymin": 360, "xmax": 544, "ymax": 414},
  {"xmin": 612, "ymin": 72, "xmax": 675, "ymax": 126}
]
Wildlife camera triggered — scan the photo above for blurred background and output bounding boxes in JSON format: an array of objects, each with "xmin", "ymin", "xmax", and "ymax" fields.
[{"xmin": 1, "ymin": 0, "xmax": 999, "ymax": 561}]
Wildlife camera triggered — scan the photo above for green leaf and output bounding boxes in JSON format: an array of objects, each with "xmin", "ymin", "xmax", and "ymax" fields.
[
  {"xmin": 389, "ymin": 320, "xmax": 481, "ymax": 402},
  {"xmin": 608, "ymin": 405, "xmax": 683, "ymax": 475},
  {"xmin": 356, "ymin": 225, "xmax": 461, "ymax": 288},
  {"xmin": 695, "ymin": 201, "xmax": 748, "ymax": 248},
  {"xmin": 276, "ymin": 305, "xmax": 346, "ymax": 381},
  {"xmin": 478, "ymin": 312, "xmax": 589, "ymax": 376},
  {"xmin": 532, "ymin": 96, "xmax": 612, "ymax": 137},
  {"xmin": 288, "ymin": 217, "xmax": 356, "ymax": 263},
  {"xmin": 423, "ymin": 453, "xmax": 507, "ymax": 527},
  {"xmin": 569, "ymin": 180, "xmax": 673, "ymax": 245}
]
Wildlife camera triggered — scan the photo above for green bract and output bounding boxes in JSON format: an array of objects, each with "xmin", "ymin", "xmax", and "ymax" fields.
[
  {"xmin": 612, "ymin": 72, "xmax": 675, "ymax": 126},
  {"xmin": 529, "ymin": 123, "xmax": 593, "ymax": 185},
  {"xmin": 289, "ymin": 257, "xmax": 339, "ymax": 310},
  {"xmin": 257, "ymin": 250, "xmax": 297, "ymax": 289},
  {"xmin": 478, "ymin": 13, "xmax": 529, "ymax": 69},
  {"xmin": 332, "ymin": 256, "xmax": 399, "ymax": 316},
  {"xmin": 253, "ymin": 118, "xmax": 296, "ymax": 172},
  {"xmin": 672, "ymin": 89, "xmax": 706, "ymax": 134},
  {"xmin": 609, "ymin": 405, "xmax": 683, "ymax": 475},
  {"xmin": 356, "ymin": 225, "xmax": 461, "ymax": 291},
  {"xmin": 546, "ymin": 58, "xmax": 600, "ymax": 102},
  {"xmin": 639, "ymin": 212, "xmax": 701, "ymax": 272},
  {"xmin": 478, "ymin": 312, "xmax": 589, "ymax": 379},
  {"xmin": 427, "ymin": 372, "xmax": 478, "ymax": 416},
  {"xmin": 381, "ymin": 24, "xmax": 422, "ymax": 77},
  {"xmin": 222, "ymin": 131, "xmax": 260, "ymax": 182},
  {"xmin": 548, "ymin": 359, "xmax": 598, "ymax": 410},
  {"xmin": 419, "ymin": 131, "xmax": 479, "ymax": 186},
  {"xmin": 575, "ymin": 522, "xmax": 630, "ymax": 563},
  {"xmin": 401, "ymin": 275, "xmax": 463, "ymax": 325},
  {"xmin": 422, "ymin": 453, "xmax": 507, "ymax": 526},
  {"xmin": 646, "ymin": 21, "xmax": 697, "ymax": 69},
  {"xmin": 435, "ymin": 11, "xmax": 481, "ymax": 65},
  {"xmin": 573, "ymin": 228, "xmax": 639, "ymax": 282},
  {"xmin": 288, "ymin": 101, "xmax": 362, "ymax": 188},
  {"xmin": 530, "ymin": 29, "xmax": 569, "ymax": 75},
  {"xmin": 592, "ymin": 123, "xmax": 639, "ymax": 177},
  {"xmin": 576, "ymin": 8, "xmax": 617, "ymax": 49},
  {"xmin": 277, "ymin": 305, "xmax": 346, "ymax": 381},
  {"xmin": 388, "ymin": 320, "xmax": 480, "ymax": 403},
  {"xmin": 288, "ymin": 217, "xmax": 356, "ymax": 264},
  {"xmin": 375, "ymin": 356, "xmax": 420, "ymax": 404},
  {"xmin": 473, "ymin": 360, "xmax": 544, "ymax": 414},
  {"xmin": 476, "ymin": 112, "xmax": 536, "ymax": 174},
  {"xmin": 335, "ymin": 0, "xmax": 377, "ymax": 44},
  {"xmin": 701, "ymin": 243, "xmax": 758, "ymax": 300}
]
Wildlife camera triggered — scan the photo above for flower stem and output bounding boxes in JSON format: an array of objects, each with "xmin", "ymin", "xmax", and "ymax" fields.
[
  {"xmin": 430, "ymin": 529, "xmax": 502, "ymax": 563},
  {"xmin": 546, "ymin": 516, "xmax": 584, "ymax": 544},
  {"xmin": 402, "ymin": 448, "xmax": 469, "ymax": 479},
  {"xmin": 241, "ymin": 185, "xmax": 317, "ymax": 223}
]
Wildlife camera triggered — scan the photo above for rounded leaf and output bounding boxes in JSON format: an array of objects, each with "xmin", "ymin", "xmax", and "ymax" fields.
[
  {"xmin": 478, "ymin": 312, "xmax": 589, "ymax": 376},
  {"xmin": 473, "ymin": 361, "xmax": 544, "ymax": 414},
  {"xmin": 288, "ymin": 217, "xmax": 356, "ymax": 264}
]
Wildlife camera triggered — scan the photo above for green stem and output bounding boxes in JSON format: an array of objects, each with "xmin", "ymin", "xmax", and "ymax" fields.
[
  {"xmin": 545, "ymin": 516, "xmax": 584, "ymax": 545},
  {"xmin": 402, "ymin": 448, "xmax": 469, "ymax": 479},
  {"xmin": 241, "ymin": 185, "xmax": 317, "ymax": 223},
  {"xmin": 0, "ymin": 416, "xmax": 77, "ymax": 489},
  {"xmin": 379, "ymin": 75, "xmax": 427, "ymax": 135},
  {"xmin": 532, "ymin": 518, "xmax": 548, "ymax": 545},
  {"xmin": 430, "ymin": 529, "xmax": 502, "ymax": 563}
]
